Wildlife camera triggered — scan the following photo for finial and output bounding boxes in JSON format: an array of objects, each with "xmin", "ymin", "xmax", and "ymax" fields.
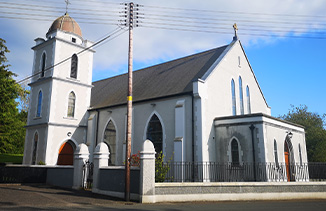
[
  {"xmin": 65, "ymin": 0, "xmax": 71, "ymax": 14},
  {"xmin": 233, "ymin": 23, "xmax": 238, "ymax": 40}
]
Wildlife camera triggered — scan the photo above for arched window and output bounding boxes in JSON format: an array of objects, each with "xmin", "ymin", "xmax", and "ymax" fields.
[
  {"xmin": 246, "ymin": 86, "xmax": 251, "ymax": 114},
  {"xmin": 231, "ymin": 139, "xmax": 240, "ymax": 166},
  {"xmin": 239, "ymin": 76, "xmax": 244, "ymax": 115},
  {"xmin": 67, "ymin": 92, "xmax": 76, "ymax": 118},
  {"xmin": 41, "ymin": 53, "xmax": 46, "ymax": 77},
  {"xmin": 274, "ymin": 140, "xmax": 279, "ymax": 167},
  {"xmin": 36, "ymin": 91, "xmax": 42, "ymax": 117},
  {"xmin": 70, "ymin": 54, "xmax": 78, "ymax": 79},
  {"xmin": 57, "ymin": 141, "xmax": 74, "ymax": 165},
  {"xmin": 231, "ymin": 79, "xmax": 236, "ymax": 115},
  {"xmin": 103, "ymin": 120, "xmax": 117, "ymax": 165},
  {"xmin": 299, "ymin": 144, "xmax": 303, "ymax": 166},
  {"xmin": 146, "ymin": 114, "xmax": 163, "ymax": 154},
  {"xmin": 32, "ymin": 132, "xmax": 38, "ymax": 165}
]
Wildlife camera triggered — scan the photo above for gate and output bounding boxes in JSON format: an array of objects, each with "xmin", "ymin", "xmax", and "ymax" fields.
[{"xmin": 82, "ymin": 160, "xmax": 93, "ymax": 190}]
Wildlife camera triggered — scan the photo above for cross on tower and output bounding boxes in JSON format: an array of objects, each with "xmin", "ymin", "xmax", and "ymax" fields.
[{"xmin": 65, "ymin": 0, "xmax": 71, "ymax": 14}]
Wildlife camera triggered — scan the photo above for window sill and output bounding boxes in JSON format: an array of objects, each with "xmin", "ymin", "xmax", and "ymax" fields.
[
  {"xmin": 33, "ymin": 117, "xmax": 42, "ymax": 120},
  {"xmin": 63, "ymin": 117, "xmax": 77, "ymax": 120},
  {"xmin": 66, "ymin": 77, "xmax": 80, "ymax": 82}
]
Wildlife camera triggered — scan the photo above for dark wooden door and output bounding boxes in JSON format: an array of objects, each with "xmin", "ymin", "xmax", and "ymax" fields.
[
  {"xmin": 284, "ymin": 142, "xmax": 291, "ymax": 181},
  {"xmin": 57, "ymin": 142, "xmax": 73, "ymax": 165}
]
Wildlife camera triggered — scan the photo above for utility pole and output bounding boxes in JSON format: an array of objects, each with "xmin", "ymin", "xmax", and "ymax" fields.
[{"xmin": 125, "ymin": 2, "xmax": 134, "ymax": 202}]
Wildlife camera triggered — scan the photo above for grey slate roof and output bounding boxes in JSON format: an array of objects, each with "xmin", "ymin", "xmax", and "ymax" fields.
[{"xmin": 90, "ymin": 44, "xmax": 229, "ymax": 109}]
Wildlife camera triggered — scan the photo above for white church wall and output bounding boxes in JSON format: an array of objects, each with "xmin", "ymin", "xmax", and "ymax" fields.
[
  {"xmin": 197, "ymin": 40, "xmax": 271, "ymax": 163},
  {"xmin": 53, "ymin": 39, "xmax": 93, "ymax": 84},
  {"xmin": 45, "ymin": 125, "xmax": 86, "ymax": 165},
  {"xmin": 23, "ymin": 127, "xmax": 48, "ymax": 165},
  {"xmin": 92, "ymin": 95, "xmax": 193, "ymax": 165}
]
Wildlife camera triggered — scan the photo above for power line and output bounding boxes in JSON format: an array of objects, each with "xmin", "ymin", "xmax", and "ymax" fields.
[
  {"xmin": 140, "ymin": 25, "xmax": 326, "ymax": 40},
  {"xmin": 16, "ymin": 27, "xmax": 127, "ymax": 84}
]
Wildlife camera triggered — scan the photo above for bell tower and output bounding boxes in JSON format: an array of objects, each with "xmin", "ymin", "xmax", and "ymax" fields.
[{"xmin": 23, "ymin": 13, "xmax": 95, "ymax": 165}]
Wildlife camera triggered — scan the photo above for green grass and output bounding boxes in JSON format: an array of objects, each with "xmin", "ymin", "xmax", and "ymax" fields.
[{"xmin": 0, "ymin": 154, "xmax": 24, "ymax": 164}]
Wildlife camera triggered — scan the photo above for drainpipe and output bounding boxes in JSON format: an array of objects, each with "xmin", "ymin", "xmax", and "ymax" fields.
[
  {"xmin": 95, "ymin": 109, "xmax": 100, "ymax": 147},
  {"xmin": 249, "ymin": 124, "xmax": 256, "ymax": 181},
  {"xmin": 191, "ymin": 94, "xmax": 195, "ymax": 181}
]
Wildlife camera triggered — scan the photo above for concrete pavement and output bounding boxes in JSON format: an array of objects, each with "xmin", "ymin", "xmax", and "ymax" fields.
[{"xmin": 0, "ymin": 184, "xmax": 326, "ymax": 210}]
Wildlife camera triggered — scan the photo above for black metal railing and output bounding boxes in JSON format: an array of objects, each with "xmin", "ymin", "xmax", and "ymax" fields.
[{"xmin": 161, "ymin": 162, "xmax": 320, "ymax": 182}]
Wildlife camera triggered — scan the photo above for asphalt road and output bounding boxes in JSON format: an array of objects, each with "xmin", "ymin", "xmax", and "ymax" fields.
[{"xmin": 0, "ymin": 184, "xmax": 326, "ymax": 210}]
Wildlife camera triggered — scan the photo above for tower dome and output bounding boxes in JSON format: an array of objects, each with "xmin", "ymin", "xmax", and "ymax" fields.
[{"xmin": 46, "ymin": 13, "xmax": 82, "ymax": 38}]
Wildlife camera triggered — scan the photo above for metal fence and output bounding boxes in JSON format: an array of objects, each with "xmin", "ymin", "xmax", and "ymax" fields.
[
  {"xmin": 82, "ymin": 160, "xmax": 93, "ymax": 189},
  {"xmin": 161, "ymin": 162, "xmax": 322, "ymax": 182}
]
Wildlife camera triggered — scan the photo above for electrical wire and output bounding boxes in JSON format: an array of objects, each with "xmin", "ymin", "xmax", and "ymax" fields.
[{"xmin": 16, "ymin": 27, "xmax": 128, "ymax": 84}]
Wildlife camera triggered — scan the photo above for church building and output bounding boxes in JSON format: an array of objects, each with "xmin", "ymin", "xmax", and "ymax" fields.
[{"xmin": 23, "ymin": 13, "xmax": 308, "ymax": 182}]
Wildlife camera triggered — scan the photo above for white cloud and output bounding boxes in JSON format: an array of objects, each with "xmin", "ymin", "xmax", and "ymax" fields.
[{"xmin": 1, "ymin": 0, "xmax": 325, "ymax": 82}]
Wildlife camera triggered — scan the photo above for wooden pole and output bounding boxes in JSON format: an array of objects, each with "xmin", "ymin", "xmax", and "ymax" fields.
[{"xmin": 125, "ymin": 2, "xmax": 133, "ymax": 202}]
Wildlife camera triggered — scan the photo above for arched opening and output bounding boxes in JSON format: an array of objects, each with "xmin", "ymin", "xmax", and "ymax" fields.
[
  {"xmin": 246, "ymin": 85, "xmax": 251, "ymax": 114},
  {"xmin": 70, "ymin": 54, "xmax": 78, "ymax": 79},
  {"xmin": 146, "ymin": 114, "xmax": 163, "ymax": 154},
  {"xmin": 57, "ymin": 141, "xmax": 74, "ymax": 165},
  {"xmin": 67, "ymin": 91, "xmax": 76, "ymax": 118},
  {"xmin": 103, "ymin": 120, "xmax": 116, "ymax": 165},
  {"xmin": 239, "ymin": 76, "xmax": 244, "ymax": 115},
  {"xmin": 32, "ymin": 132, "xmax": 38, "ymax": 165},
  {"xmin": 231, "ymin": 139, "xmax": 240, "ymax": 166},
  {"xmin": 41, "ymin": 53, "xmax": 46, "ymax": 77},
  {"xmin": 284, "ymin": 140, "xmax": 294, "ymax": 181},
  {"xmin": 36, "ymin": 90, "xmax": 42, "ymax": 117},
  {"xmin": 274, "ymin": 140, "xmax": 279, "ymax": 167},
  {"xmin": 231, "ymin": 79, "xmax": 236, "ymax": 115}
]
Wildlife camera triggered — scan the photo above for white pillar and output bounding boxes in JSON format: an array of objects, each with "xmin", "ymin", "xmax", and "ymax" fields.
[
  {"xmin": 139, "ymin": 140, "xmax": 156, "ymax": 203},
  {"xmin": 92, "ymin": 143, "xmax": 109, "ymax": 191},
  {"xmin": 73, "ymin": 143, "xmax": 89, "ymax": 189}
]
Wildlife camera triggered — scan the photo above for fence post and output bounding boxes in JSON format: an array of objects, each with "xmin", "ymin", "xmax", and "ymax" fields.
[
  {"xmin": 92, "ymin": 143, "xmax": 110, "ymax": 191},
  {"xmin": 139, "ymin": 140, "xmax": 156, "ymax": 203},
  {"xmin": 73, "ymin": 143, "xmax": 89, "ymax": 189}
]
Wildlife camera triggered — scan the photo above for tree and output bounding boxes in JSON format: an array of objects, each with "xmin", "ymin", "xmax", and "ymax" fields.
[
  {"xmin": 280, "ymin": 105, "xmax": 326, "ymax": 162},
  {"xmin": 0, "ymin": 38, "xmax": 27, "ymax": 154}
]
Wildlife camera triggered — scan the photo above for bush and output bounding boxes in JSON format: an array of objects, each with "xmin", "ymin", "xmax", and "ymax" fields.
[{"xmin": 155, "ymin": 151, "xmax": 171, "ymax": 182}]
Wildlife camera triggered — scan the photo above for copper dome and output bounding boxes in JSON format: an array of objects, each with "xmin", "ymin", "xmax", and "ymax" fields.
[{"xmin": 47, "ymin": 13, "xmax": 82, "ymax": 37}]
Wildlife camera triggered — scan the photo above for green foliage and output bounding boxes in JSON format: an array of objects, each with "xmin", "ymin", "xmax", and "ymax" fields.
[
  {"xmin": 0, "ymin": 154, "xmax": 23, "ymax": 164},
  {"xmin": 155, "ymin": 151, "xmax": 171, "ymax": 182},
  {"xmin": 0, "ymin": 38, "xmax": 27, "ymax": 154},
  {"xmin": 37, "ymin": 160, "xmax": 46, "ymax": 165},
  {"xmin": 280, "ymin": 105, "xmax": 326, "ymax": 162}
]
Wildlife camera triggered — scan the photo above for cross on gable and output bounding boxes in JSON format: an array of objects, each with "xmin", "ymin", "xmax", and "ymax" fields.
[{"xmin": 233, "ymin": 23, "xmax": 238, "ymax": 37}]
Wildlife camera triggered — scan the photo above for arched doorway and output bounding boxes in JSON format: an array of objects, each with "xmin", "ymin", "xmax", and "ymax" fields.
[
  {"xmin": 284, "ymin": 140, "xmax": 294, "ymax": 181},
  {"xmin": 57, "ymin": 141, "xmax": 74, "ymax": 165}
]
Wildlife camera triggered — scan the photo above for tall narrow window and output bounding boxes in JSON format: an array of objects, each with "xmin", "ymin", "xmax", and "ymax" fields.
[
  {"xmin": 67, "ymin": 92, "xmax": 76, "ymax": 118},
  {"xmin": 41, "ymin": 53, "xmax": 46, "ymax": 77},
  {"xmin": 239, "ymin": 76, "xmax": 244, "ymax": 115},
  {"xmin": 299, "ymin": 144, "xmax": 303, "ymax": 166},
  {"xmin": 146, "ymin": 114, "xmax": 163, "ymax": 154},
  {"xmin": 231, "ymin": 79, "xmax": 236, "ymax": 115},
  {"xmin": 32, "ymin": 132, "xmax": 38, "ymax": 165},
  {"xmin": 246, "ymin": 85, "xmax": 251, "ymax": 114},
  {"xmin": 70, "ymin": 54, "xmax": 78, "ymax": 79},
  {"xmin": 36, "ymin": 91, "xmax": 42, "ymax": 117},
  {"xmin": 274, "ymin": 140, "xmax": 279, "ymax": 167},
  {"xmin": 231, "ymin": 139, "xmax": 240, "ymax": 166},
  {"xmin": 104, "ymin": 120, "xmax": 117, "ymax": 165}
]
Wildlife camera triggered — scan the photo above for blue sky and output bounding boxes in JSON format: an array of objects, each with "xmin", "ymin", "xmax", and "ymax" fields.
[{"xmin": 1, "ymin": 0, "xmax": 325, "ymax": 118}]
